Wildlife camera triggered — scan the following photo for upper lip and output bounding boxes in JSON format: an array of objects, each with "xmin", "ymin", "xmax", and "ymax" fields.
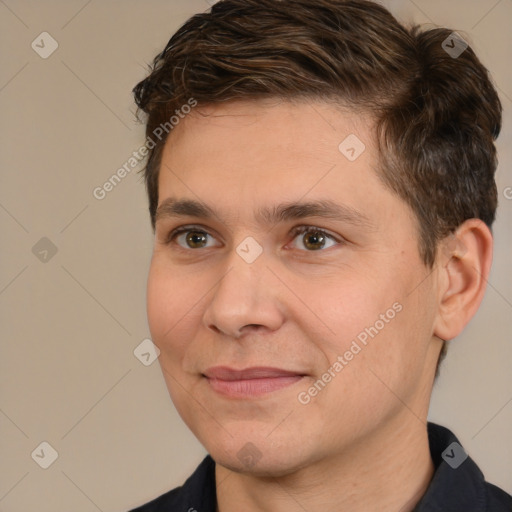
[{"xmin": 203, "ymin": 366, "xmax": 305, "ymax": 381}]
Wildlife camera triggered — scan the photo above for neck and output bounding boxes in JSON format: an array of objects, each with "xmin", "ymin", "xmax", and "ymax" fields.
[{"xmin": 215, "ymin": 415, "xmax": 435, "ymax": 512}]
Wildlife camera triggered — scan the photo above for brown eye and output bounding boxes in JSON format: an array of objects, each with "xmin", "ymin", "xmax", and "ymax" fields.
[
  {"xmin": 167, "ymin": 226, "xmax": 220, "ymax": 249},
  {"xmin": 303, "ymin": 231, "xmax": 327, "ymax": 250},
  {"xmin": 185, "ymin": 231, "xmax": 208, "ymax": 248},
  {"xmin": 290, "ymin": 227, "xmax": 339, "ymax": 251}
]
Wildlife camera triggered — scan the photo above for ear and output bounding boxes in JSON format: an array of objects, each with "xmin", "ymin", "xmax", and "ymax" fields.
[{"xmin": 433, "ymin": 219, "xmax": 493, "ymax": 341}]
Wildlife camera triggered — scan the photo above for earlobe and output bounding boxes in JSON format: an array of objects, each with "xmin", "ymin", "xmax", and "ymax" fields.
[{"xmin": 433, "ymin": 219, "xmax": 493, "ymax": 341}]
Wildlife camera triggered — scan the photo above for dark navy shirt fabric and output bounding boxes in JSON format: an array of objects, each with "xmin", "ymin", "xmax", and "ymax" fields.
[{"xmin": 129, "ymin": 422, "xmax": 511, "ymax": 512}]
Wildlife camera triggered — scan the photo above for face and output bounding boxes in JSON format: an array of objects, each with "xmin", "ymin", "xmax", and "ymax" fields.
[{"xmin": 147, "ymin": 99, "xmax": 441, "ymax": 476}]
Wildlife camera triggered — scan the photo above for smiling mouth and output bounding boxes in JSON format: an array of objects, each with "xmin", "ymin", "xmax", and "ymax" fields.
[{"xmin": 202, "ymin": 366, "xmax": 306, "ymax": 398}]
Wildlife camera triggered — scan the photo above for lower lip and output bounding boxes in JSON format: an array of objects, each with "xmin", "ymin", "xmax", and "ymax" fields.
[{"xmin": 206, "ymin": 376, "xmax": 304, "ymax": 398}]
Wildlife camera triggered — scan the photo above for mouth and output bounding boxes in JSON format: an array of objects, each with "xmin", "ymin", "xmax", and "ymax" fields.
[{"xmin": 202, "ymin": 366, "xmax": 306, "ymax": 398}]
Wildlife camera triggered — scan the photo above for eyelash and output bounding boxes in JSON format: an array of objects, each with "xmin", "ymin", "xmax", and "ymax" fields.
[{"xmin": 165, "ymin": 225, "xmax": 342, "ymax": 251}]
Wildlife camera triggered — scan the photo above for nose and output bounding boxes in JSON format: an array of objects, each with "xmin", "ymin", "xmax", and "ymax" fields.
[{"xmin": 202, "ymin": 251, "xmax": 285, "ymax": 339}]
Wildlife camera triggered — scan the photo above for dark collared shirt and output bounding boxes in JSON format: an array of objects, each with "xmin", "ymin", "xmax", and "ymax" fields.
[{"xmin": 130, "ymin": 423, "xmax": 511, "ymax": 511}]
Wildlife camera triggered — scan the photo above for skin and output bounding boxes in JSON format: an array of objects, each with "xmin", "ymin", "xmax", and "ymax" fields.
[{"xmin": 146, "ymin": 99, "xmax": 493, "ymax": 512}]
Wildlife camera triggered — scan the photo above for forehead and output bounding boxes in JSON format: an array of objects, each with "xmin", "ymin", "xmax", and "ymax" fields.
[
  {"xmin": 167, "ymin": 98, "xmax": 371, "ymax": 155},
  {"xmin": 156, "ymin": 99, "xmax": 415, "ymax": 231},
  {"xmin": 159, "ymin": 99, "xmax": 376, "ymax": 187}
]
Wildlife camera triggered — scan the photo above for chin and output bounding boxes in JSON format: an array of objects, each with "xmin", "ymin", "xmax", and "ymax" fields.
[
  {"xmin": 214, "ymin": 452, "xmax": 305, "ymax": 478},
  {"xmin": 204, "ymin": 432, "xmax": 314, "ymax": 478}
]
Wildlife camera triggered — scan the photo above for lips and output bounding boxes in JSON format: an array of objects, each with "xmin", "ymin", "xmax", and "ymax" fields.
[
  {"xmin": 203, "ymin": 366, "xmax": 304, "ymax": 380},
  {"xmin": 203, "ymin": 366, "xmax": 305, "ymax": 398}
]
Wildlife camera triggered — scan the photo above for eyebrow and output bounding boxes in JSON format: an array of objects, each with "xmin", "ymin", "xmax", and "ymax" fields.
[{"xmin": 155, "ymin": 197, "xmax": 374, "ymax": 229}]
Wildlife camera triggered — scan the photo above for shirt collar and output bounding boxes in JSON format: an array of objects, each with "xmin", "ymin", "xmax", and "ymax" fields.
[{"xmin": 413, "ymin": 422, "xmax": 489, "ymax": 511}]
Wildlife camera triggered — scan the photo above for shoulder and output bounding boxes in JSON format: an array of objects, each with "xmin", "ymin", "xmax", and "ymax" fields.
[
  {"xmin": 128, "ymin": 486, "xmax": 182, "ymax": 512},
  {"xmin": 485, "ymin": 482, "xmax": 512, "ymax": 511},
  {"xmin": 127, "ymin": 455, "xmax": 216, "ymax": 512},
  {"xmin": 418, "ymin": 422, "xmax": 512, "ymax": 511}
]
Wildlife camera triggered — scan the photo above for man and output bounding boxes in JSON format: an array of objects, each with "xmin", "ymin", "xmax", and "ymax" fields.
[{"xmin": 129, "ymin": 0, "xmax": 511, "ymax": 510}]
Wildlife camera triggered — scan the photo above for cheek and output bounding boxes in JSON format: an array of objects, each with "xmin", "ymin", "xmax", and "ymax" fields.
[
  {"xmin": 298, "ymin": 273, "xmax": 403, "ymax": 358},
  {"xmin": 336, "ymin": 276, "xmax": 437, "ymax": 399},
  {"xmin": 302, "ymin": 264, "xmax": 431, "ymax": 388},
  {"xmin": 146, "ymin": 261, "xmax": 205, "ymax": 416},
  {"xmin": 146, "ymin": 260, "xmax": 199, "ymax": 357},
  {"xmin": 146, "ymin": 262, "xmax": 173, "ymax": 340}
]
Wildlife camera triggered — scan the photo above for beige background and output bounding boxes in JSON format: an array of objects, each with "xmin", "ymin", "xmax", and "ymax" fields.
[{"xmin": 0, "ymin": 0, "xmax": 510, "ymax": 510}]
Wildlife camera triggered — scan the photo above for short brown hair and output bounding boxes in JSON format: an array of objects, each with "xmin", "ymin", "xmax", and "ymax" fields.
[{"xmin": 132, "ymin": 0, "xmax": 502, "ymax": 370}]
